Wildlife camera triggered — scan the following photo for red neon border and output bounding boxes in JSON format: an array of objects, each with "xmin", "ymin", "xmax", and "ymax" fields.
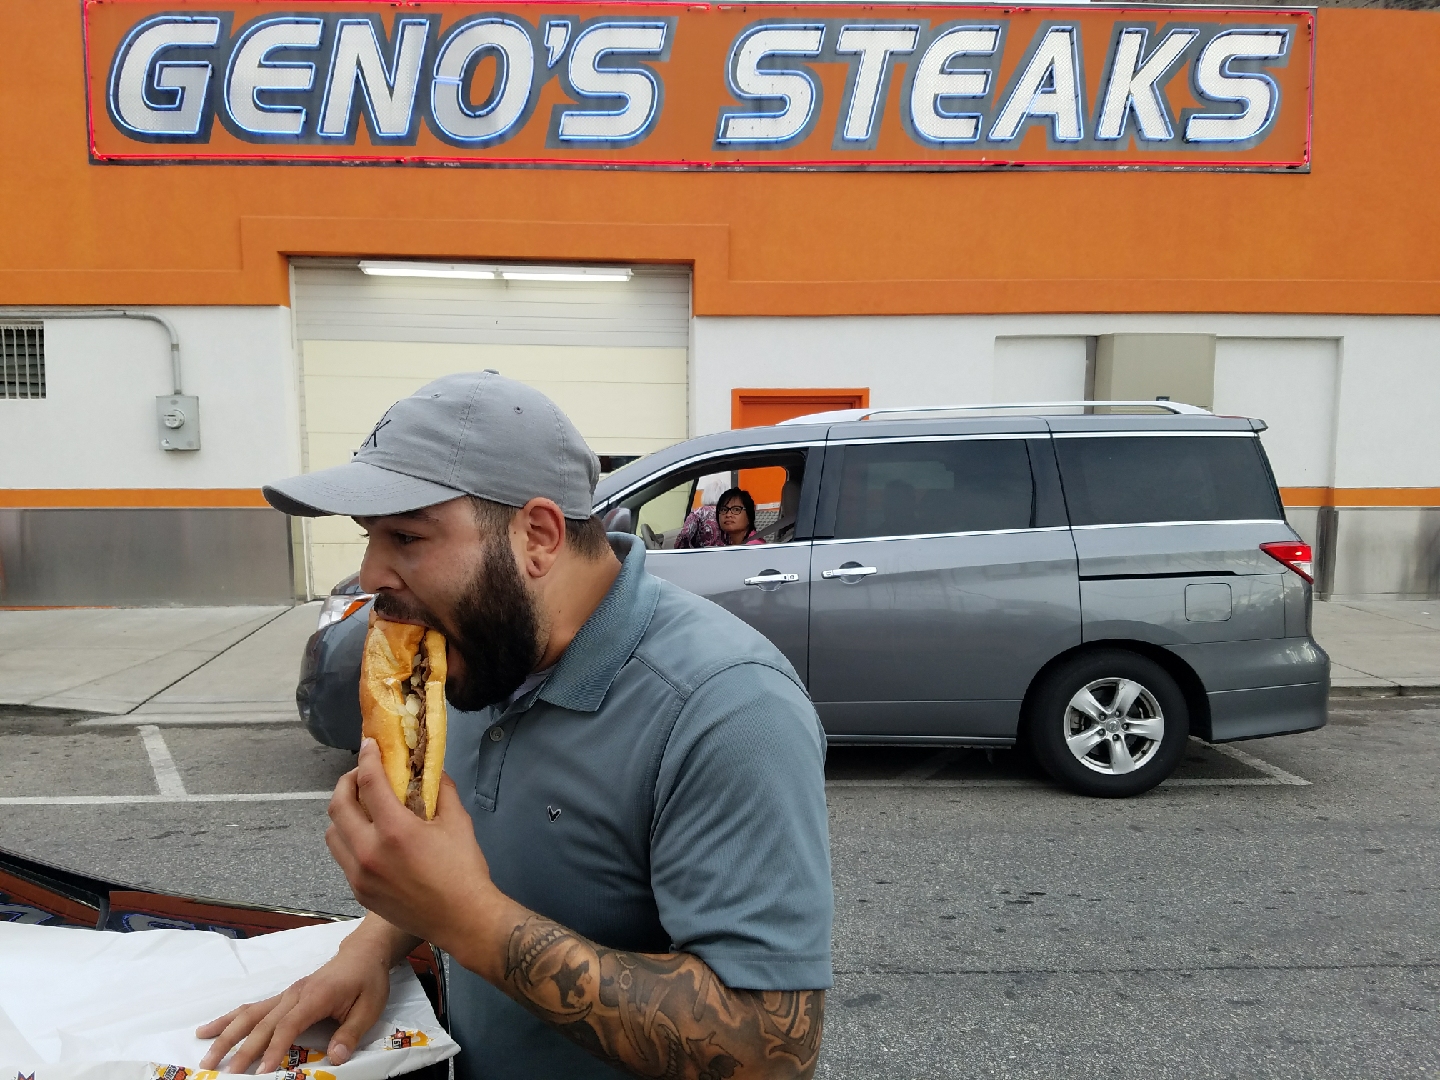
[{"xmin": 82, "ymin": 0, "xmax": 1315, "ymax": 172}]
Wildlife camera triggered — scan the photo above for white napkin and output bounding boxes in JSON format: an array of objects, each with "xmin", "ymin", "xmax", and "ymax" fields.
[{"xmin": 0, "ymin": 918, "xmax": 458, "ymax": 1079}]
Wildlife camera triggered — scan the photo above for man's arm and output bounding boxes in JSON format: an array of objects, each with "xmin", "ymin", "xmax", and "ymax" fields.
[
  {"xmin": 493, "ymin": 911, "xmax": 824, "ymax": 1079},
  {"xmin": 327, "ymin": 741, "xmax": 824, "ymax": 1080}
]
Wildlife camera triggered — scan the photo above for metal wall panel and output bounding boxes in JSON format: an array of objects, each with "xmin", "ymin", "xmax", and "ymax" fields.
[
  {"xmin": 1330, "ymin": 507, "xmax": 1440, "ymax": 600},
  {"xmin": 292, "ymin": 262, "xmax": 690, "ymax": 349},
  {"xmin": 0, "ymin": 509, "xmax": 294, "ymax": 606},
  {"xmin": 290, "ymin": 260, "xmax": 692, "ymax": 593}
]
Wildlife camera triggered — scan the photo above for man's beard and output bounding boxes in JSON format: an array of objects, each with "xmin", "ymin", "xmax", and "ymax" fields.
[{"xmin": 372, "ymin": 534, "xmax": 543, "ymax": 712}]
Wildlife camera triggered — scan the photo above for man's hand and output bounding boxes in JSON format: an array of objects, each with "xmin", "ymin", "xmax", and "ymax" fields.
[
  {"xmin": 325, "ymin": 738, "xmax": 500, "ymax": 951},
  {"xmin": 195, "ymin": 914, "xmax": 416, "ymax": 1073},
  {"xmin": 196, "ymin": 740, "xmax": 491, "ymax": 1074}
]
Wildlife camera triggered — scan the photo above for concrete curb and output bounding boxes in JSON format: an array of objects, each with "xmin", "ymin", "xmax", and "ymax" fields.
[{"xmin": 1330, "ymin": 682, "xmax": 1440, "ymax": 699}]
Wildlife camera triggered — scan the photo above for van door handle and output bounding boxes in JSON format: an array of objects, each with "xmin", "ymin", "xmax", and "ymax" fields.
[
  {"xmin": 822, "ymin": 564, "xmax": 878, "ymax": 580},
  {"xmin": 744, "ymin": 571, "xmax": 800, "ymax": 587}
]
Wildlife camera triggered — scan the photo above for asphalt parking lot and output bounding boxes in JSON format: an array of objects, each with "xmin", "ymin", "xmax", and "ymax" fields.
[{"xmin": 1, "ymin": 696, "xmax": 1437, "ymax": 1078}]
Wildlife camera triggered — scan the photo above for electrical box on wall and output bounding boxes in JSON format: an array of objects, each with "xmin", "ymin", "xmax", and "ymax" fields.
[{"xmin": 156, "ymin": 395, "xmax": 200, "ymax": 451}]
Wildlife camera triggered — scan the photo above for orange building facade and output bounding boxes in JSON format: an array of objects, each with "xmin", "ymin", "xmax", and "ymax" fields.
[{"xmin": 1, "ymin": 1, "xmax": 1437, "ymax": 602}]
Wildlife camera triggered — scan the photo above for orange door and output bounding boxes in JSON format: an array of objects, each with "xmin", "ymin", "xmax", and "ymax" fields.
[
  {"xmin": 731, "ymin": 388, "xmax": 869, "ymax": 505},
  {"xmin": 731, "ymin": 388, "xmax": 870, "ymax": 430}
]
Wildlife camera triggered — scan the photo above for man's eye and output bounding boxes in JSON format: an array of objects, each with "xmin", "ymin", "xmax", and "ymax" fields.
[{"xmin": 395, "ymin": 533, "xmax": 420, "ymax": 546}]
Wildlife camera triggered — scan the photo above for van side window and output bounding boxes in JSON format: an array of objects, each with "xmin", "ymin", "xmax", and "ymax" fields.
[
  {"xmin": 832, "ymin": 440, "xmax": 1033, "ymax": 539},
  {"xmin": 620, "ymin": 450, "xmax": 808, "ymax": 549},
  {"xmin": 1055, "ymin": 435, "xmax": 1283, "ymax": 526}
]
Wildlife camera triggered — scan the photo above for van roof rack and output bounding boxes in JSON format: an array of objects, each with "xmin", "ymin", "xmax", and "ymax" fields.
[{"xmin": 777, "ymin": 400, "xmax": 1213, "ymax": 426}]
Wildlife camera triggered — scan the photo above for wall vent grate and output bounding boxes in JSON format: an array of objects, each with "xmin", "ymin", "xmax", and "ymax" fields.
[{"xmin": 0, "ymin": 323, "xmax": 44, "ymax": 399}]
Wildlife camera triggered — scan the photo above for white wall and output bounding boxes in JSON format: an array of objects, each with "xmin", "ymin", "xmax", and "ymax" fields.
[
  {"xmin": 692, "ymin": 313, "xmax": 1440, "ymax": 490},
  {"xmin": 0, "ymin": 307, "xmax": 300, "ymax": 488},
  {"xmin": 993, "ymin": 336, "xmax": 1088, "ymax": 403},
  {"xmin": 1213, "ymin": 338, "xmax": 1339, "ymax": 489},
  {"xmin": 691, "ymin": 316, "xmax": 997, "ymax": 435}
]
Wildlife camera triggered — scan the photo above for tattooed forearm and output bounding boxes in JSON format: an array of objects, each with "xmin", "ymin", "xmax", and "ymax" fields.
[{"xmin": 501, "ymin": 913, "xmax": 824, "ymax": 1079}]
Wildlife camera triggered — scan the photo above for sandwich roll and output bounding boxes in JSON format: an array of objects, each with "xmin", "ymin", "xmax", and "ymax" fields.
[{"xmin": 359, "ymin": 612, "xmax": 448, "ymax": 819}]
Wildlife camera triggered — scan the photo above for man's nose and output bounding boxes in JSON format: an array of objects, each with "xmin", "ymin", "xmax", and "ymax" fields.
[{"xmin": 357, "ymin": 539, "xmax": 402, "ymax": 594}]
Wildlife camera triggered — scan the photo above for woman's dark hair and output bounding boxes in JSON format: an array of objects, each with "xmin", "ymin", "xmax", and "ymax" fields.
[{"xmin": 715, "ymin": 487, "xmax": 756, "ymax": 536}]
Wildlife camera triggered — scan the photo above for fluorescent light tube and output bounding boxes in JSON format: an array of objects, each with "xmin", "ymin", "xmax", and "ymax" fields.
[
  {"xmin": 359, "ymin": 260, "xmax": 496, "ymax": 280},
  {"xmin": 500, "ymin": 266, "xmax": 633, "ymax": 282}
]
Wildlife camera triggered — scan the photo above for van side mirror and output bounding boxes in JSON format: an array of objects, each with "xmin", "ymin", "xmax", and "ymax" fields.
[{"xmin": 602, "ymin": 507, "xmax": 633, "ymax": 534}]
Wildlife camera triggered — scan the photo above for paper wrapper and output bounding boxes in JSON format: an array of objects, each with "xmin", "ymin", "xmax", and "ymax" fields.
[{"xmin": 0, "ymin": 918, "xmax": 458, "ymax": 1079}]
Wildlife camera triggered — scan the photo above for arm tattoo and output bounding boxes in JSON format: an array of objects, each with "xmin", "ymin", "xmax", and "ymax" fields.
[{"xmin": 502, "ymin": 913, "xmax": 824, "ymax": 1079}]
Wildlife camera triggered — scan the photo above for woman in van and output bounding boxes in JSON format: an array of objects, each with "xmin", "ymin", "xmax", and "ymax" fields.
[
  {"xmin": 714, "ymin": 488, "xmax": 765, "ymax": 546},
  {"xmin": 677, "ymin": 487, "xmax": 765, "ymax": 547}
]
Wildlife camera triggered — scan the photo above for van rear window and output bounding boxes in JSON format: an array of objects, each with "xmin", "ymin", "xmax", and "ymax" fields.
[{"xmin": 1055, "ymin": 435, "xmax": 1282, "ymax": 527}]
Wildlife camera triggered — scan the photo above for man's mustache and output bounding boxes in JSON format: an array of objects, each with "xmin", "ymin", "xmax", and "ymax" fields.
[{"xmin": 372, "ymin": 590, "xmax": 444, "ymax": 633}]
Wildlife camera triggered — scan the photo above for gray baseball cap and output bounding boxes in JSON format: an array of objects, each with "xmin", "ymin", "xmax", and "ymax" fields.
[{"xmin": 263, "ymin": 372, "xmax": 599, "ymax": 519}]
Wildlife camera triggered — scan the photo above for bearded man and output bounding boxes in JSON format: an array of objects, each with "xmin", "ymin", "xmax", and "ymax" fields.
[{"xmin": 197, "ymin": 372, "xmax": 833, "ymax": 1080}]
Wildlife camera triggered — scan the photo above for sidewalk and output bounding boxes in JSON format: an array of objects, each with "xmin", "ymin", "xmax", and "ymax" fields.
[
  {"xmin": 0, "ymin": 598, "xmax": 1435, "ymax": 720},
  {"xmin": 0, "ymin": 604, "xmax": 319, "ymax": 719},
  {"xmin": 1312, "ymin": 600, "xmax": 1440, "ymax": 695}
]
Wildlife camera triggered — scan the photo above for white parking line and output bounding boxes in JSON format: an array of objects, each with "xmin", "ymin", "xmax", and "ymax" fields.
[
  {"xmin": 0, "ymin": 792, "xmax": 333, "ymax": 806},
  {"xmin": 2, "ymin": 732, "xmax": 1307, "ymax": 804},
  {"xmin": 828, "ymin": 778, "xmax": 1031, "ymax": 789},
  {"xmin": 826, "ymin": 775, "xmax": 1305, "ymax": 790},
  {"xmin": 827, "ymin": 740, "xmax": 1309, "ymax": 789},
  {"xmin": 137, "ymin": 725, "xmax": 187, "ymax": 798},
  {"xmin": 1207, "ymin": 741, "xmax": 1311, "ymax": 785}
]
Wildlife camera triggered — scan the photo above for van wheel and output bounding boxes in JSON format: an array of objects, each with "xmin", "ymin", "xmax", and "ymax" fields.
[{"xmin": 1026, "ymin": 650, "xmax": 1188, "ymax": 798}]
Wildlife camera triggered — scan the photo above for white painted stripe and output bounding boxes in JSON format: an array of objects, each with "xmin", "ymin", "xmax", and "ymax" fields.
[
  {"xmin": 827, "ymin": 742, "xmax": 1310, "ymax": 790},
  {"xmin": 4, "ymin": 777, "xmax": 1296, "ymax": 803},
  {"xmin": 825, "ymin": 776, "xmax": 1299, "ymax": 790},
  {"xmin": 1166, "ymin": 777, "xmax": 1297, "ymax": 787},
  {"xmin": 814, "ymin": 526, "xmax": 1070, "ymax": 546},
  {"xmin": 80, "ymin": 714, "xmax": 300, "ymax": 727},
  {"xmin": 137, "ymin": 725, "xmax": 187, "ymax": 798},
  {"xmin": 827, "ymin": 778, "xmax": 1029, "ymax": 789},
  {"xmin": 0, "ymin": 792, "xmax": 333, "ymax": 806},
  {"xmin": 1069, "ymin": 519, "xmax": 1286, "ymax": 531},
  {"xmin": 1208, "ymin": 742, "xmax": 1311, "ymax": 785}
]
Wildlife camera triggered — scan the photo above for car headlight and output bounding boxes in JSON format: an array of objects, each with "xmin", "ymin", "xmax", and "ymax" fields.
[{"xmin": 316, "ymin": 593, "xmax": 372, "ymax": 631}]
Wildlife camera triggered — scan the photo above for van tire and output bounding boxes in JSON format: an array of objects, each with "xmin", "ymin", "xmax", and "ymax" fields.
[{"xmin": 1026, "ymin": 650, "xmax": 1189, "ymax": 798}]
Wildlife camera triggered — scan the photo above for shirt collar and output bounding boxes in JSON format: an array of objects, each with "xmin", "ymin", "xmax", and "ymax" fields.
[{"xmin": 533, "ymin": 533, "xmax": 660, "ymax": 714}]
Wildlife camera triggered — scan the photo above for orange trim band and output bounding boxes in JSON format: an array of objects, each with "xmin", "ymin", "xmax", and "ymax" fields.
[
  {"xmin": 0, "ymin": 489, "xmax": 271, "ymax": 509},
  {"xmin": 1280, "ymin": 487, "xmax": 1440, "ymax": 508}
]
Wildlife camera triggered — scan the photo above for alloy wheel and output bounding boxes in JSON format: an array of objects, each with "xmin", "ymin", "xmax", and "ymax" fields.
[{"xmin": 1063, "ymin": 677, "xmax": 1165, "ymax": 775}]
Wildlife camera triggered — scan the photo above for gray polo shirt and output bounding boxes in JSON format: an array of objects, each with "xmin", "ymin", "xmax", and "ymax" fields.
[{"xmin": 443, "ymin": 533, "xmax": 833, "ymax": 1080}]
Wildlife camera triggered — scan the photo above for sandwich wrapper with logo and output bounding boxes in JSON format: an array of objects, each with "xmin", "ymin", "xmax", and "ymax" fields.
[{"xmin": 0, "ymin": 917, "xmax": 458, "ymax": 1079}]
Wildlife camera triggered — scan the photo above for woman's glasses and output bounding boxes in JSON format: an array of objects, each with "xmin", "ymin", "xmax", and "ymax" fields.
[{"xmin": 717, "ymin": 504, "xmax": 746, "ymax": 517}]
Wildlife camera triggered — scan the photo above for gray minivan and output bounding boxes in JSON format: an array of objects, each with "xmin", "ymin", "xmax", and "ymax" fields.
[
  {"xmin": 592, "ymin": 402, "xmax": 1328, "ymax": 797},
  {"xmin": 297, "ymin": 402, "xmax": 1327, "ymax": 798}
]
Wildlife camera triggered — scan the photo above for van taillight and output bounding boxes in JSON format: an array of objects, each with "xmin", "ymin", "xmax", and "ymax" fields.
[{"xmin": 1261, "ymin": 541, "xmax": 1313, "ymax": 583}]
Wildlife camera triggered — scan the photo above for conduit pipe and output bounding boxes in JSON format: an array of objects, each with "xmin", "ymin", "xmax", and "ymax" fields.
[{"xmin": 0, "ymin": 308, "xmax": 183, "ymax": 394}]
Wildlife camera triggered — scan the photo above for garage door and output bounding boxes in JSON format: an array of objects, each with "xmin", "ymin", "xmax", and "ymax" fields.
[{"xmin": 291, "ymin": 260, "xmax": 690, "ymax": 594}]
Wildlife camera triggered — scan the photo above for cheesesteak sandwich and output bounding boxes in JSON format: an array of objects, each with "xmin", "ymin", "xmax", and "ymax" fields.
[{"xmin": 359, "ymin": 612, "xmax": 448, "ymax": 819}]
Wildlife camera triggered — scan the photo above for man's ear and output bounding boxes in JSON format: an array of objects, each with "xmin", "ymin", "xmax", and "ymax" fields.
[{"xmin": 514, "ymin": 498, "xmax": 567, "ymax": 578}]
